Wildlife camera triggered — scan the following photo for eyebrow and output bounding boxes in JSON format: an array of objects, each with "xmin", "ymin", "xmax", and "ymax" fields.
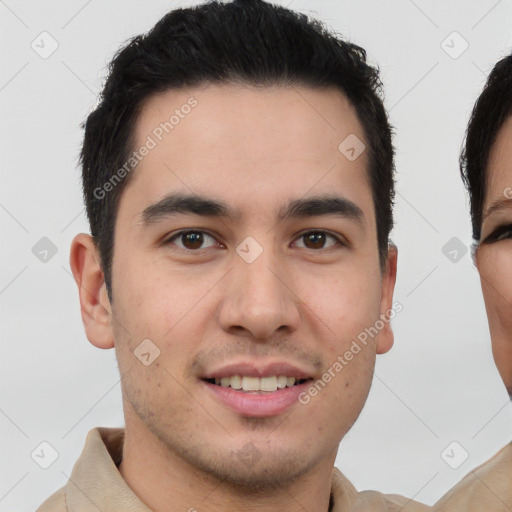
[
  {"xmin": 482, "ymin": 198, "xmax": 512, "ymax": 220},
  {"xmin": 140, "ymin": 192, "xmax": 364, "ymax": 226}
]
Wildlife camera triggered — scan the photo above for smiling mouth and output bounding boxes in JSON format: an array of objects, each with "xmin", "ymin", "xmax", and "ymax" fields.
[{"xmin": 202, "ymin": 376, "xmax": 312, "ymax": 393}]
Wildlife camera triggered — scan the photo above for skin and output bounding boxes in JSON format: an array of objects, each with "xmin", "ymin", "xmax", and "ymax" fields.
[
  {"xmin": 70, "ymin": 84, "xmax": 397, "ymax": 512},
  {"xmin": 476, "ymin": 115, "xmax": 512, "ymax": 397}
]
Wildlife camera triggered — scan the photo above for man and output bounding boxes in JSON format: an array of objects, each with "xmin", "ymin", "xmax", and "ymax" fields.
[
  {"xmin": 36, "ymin": 1, "xmax": 429, "ymax": 510},
  {"xmin": 433, "ymin": 52, "xmax": 512, "ymax": 512}
]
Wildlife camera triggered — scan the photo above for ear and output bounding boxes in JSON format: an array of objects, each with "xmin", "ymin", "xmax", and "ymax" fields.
[
  {"xmin": 69, "ymin": 233, "xmax": 114, "ymax": 349},
  {"xmin": 376, "ymin": 243, "xmax": 398, "ymax": 355}
]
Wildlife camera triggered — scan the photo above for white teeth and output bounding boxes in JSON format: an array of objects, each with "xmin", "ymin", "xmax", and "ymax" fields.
[
  {"xmin": 242, "ymin": 376, "xmax": 260, "ymax": 391},
  {"xmin": 210, "ymin": 375, "xmax": 303, "ymax": 391},
  {"xmin": 277, "ymin": 376, "xmax": 287, "ymax": 389},
  {"xmin": 229, "ymin": 375, "xmax": 242, "ymax": 390},
  {"xmin": 260, "ymin": 376, "xmax": 277, "ymax": 392}
]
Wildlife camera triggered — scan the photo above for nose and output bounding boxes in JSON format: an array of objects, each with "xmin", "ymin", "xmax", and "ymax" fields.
[{"xmin": 217, "ymin": 246, "xmax": 300, "ymax": 341}]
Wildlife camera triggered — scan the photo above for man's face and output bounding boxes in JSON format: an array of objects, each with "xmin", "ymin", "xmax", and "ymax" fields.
[
  {"xmin": 478, "ymin": 115, "xmax": 512, "ymax": 396},
  {"xmin": 103, "ymin": 84, "xmax": 396, "ymax": 487}
]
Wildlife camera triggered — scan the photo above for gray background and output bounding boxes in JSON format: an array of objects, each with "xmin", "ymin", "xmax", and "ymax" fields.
[{"xmin": 1, "ymin": 0, "xmax": 512, "ymax": 510}]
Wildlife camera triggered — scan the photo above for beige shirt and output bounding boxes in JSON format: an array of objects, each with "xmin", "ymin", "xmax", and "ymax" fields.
[
  {"xmin": 433, "ymin": 442, "xmax": 512, "ymax": 512},
  {"xmin": 35, "ymin": 427, "xmax": 430, "ymax": 512}
]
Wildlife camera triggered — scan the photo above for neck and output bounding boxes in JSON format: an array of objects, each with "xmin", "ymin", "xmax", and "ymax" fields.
[{"xmin": 118, "ymin": 418, "xmax": 337, "ymax": 512}]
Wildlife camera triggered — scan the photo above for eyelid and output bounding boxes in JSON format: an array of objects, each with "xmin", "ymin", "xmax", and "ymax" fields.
[
  {"xmin": 291, "ymin": 229, "xmax": 346, "ymax": 248},
  {"xmin": 482, "ymin": 223, "xmax": 512, "ymax": 244},
  {"xmin": 163, "ymin": 229, "xmax": 223, "ymax": 250}
]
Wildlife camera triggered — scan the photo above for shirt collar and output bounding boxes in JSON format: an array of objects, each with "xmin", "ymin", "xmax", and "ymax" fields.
[{"xmin": 64, "ymin": 427, "xmax": 358, "ymax": 512}]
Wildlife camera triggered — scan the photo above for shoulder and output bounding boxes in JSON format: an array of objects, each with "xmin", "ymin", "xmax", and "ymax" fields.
[
  {"xmin": 355, "ymin": 490, "xmax": 432, "ymax": 511},
  {"xmin": 331, "ymin": 467, "xmax": 431, "ymax": 511},
  {"xmin": 434, "ymin": 442, "xmax": 512, "ymax": 511},
  {"xmin": 35, "ymin": 485, "xmax": 67, "ymax": 512}
]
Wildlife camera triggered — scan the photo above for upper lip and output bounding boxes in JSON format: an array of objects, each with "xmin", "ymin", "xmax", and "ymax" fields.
[{"xmin": 201, "ymin": 361, "xmax": 315, "ymax": 380}]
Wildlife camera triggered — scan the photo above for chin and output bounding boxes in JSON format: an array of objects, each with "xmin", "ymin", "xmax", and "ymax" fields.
[{"xmin": 203, "ymin": 454, "xmax": 316, "ymax": 493}]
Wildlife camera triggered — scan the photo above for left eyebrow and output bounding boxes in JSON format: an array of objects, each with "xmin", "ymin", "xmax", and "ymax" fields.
[
  {"xmin": 482, "ymin": 198, "xmax": 512, "ymax": 220},
  {"xmin": 139, "ymin": 192, "xmax": 364, "ymax": 226},
  {"xmin": 277, "ymin": 195, "xmax": 364, "ymax": 224}
]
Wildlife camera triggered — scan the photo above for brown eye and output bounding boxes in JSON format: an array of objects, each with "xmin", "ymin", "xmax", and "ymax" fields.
[
  {"xmin": 181, "ymin": 232, "xmax": 204, "ymax": 249},
  {"xmin": 165, "ymin": 230, "xmax": 218, "ymax": 250},
  {"xmin": 294, "ymin": 231, "xmax": 341, "ymax": 250}
]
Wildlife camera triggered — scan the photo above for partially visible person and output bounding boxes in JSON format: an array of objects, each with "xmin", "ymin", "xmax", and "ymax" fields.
[{"xmin": 434, "ymin": 53, "xmax": 512, "ymax": 512}]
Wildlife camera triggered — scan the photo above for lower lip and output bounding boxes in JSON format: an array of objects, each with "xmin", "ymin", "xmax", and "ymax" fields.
[{"xmin": 202, "ymin": 380, "xmax": 311, "ymax": 417}]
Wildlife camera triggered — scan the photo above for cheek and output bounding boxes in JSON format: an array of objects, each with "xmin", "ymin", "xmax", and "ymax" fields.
[
  {"xmin": 307, "ymin": 268, "xmax": 382, "ymax": 327},
  {"xmin": 116, "ymin": 258, "xmax": 208, "ymax": 337},
  {"xmin": 298, "ymin": 270, "xmax": 381, "ymax": 376},
  {"xmin": 479, "ymin": 252, "xmax": 512, "ymax": 384},
  {"xmin": 479, "ymin": 249, "xmax": 512, "ymax": 327},
  {"xmin": 483, "ymin": 286, "xmax": 512, "ymax": 341}
]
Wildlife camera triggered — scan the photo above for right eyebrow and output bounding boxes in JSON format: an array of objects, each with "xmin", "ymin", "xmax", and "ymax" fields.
[{"xmin": 140, "ymin": 193, "xmax": 239, "ymax": 225}]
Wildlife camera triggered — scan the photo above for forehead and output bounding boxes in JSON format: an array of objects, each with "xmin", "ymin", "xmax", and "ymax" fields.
[{"xmin": 122, "ymin": 83, "xmax": 374, "ymax": 223}]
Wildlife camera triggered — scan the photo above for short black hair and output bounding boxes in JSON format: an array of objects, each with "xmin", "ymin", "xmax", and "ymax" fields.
[
  {"xmin": 461, "ymin": 52, "xmax": 512, "ymax": 240},
  {"xmin": 80, "ymin": 0, "xmax": 395, "ymax": 301}
]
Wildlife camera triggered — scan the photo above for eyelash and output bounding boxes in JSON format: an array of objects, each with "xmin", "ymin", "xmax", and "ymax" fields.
[
  {"xmin": 163, "ymin": 229, "xmax": 346, "ymax": 252},
  {"xmin": 482, "ymin": 224, "xmax": 512, "ymax": 244}
]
